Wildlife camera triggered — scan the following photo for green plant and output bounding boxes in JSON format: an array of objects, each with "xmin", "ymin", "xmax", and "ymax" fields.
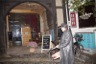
[
  {"xmin": 67, "ymin": 0, "xmax": 95, "ymax": 15},
  {"xmin": 70, "ymin": 0, "xmax": 83, "ymax": 12}
]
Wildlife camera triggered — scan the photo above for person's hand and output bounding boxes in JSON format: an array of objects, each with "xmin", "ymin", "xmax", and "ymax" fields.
[
  {"xmin": 55, "ymin": 45, "xmax": 59, "ymax": 48},
  {"xmin": 52, "ymin": 51, "xmax": 60, "ymax": 59}
]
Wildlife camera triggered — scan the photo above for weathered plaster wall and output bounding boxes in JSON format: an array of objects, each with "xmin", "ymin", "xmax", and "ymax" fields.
[{"xmin": 55, "ymin": 0, "xmax": 64, "ymax": 26}]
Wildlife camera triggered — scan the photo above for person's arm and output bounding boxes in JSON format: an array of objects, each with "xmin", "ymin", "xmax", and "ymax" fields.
[{"xmin": 59, "ymin": 32, "xmax": 71, "ymax": 48}]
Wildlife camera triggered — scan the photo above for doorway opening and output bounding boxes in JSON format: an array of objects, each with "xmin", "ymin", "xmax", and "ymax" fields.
[{"xmin": 6, "ymin": 2, "xmax": 51, "ymax": 55}]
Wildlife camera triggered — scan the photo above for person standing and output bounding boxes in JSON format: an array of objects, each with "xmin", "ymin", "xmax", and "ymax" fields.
[{"xmin": 52, "ymin": 23, "xmax": 74, "ymax": 64}]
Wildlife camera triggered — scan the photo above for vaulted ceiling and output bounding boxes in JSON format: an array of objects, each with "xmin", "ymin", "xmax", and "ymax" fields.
[{"xmin": 10, "ymin": 2, "xmax": 46, "ymax": 14}]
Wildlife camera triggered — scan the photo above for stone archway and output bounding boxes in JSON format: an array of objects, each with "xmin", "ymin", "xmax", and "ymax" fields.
[{"xmin": 0, "ymin": 0, "xmax": 57, "ymax": 55}]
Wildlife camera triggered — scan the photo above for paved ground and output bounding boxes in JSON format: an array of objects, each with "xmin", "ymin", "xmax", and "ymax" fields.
[
  {"xmin": 0, "ymin": 46, "xmax": 96, "ymax": 64},
  {"xmin": 7, "ymin": 46, "xmax": 41, "ymax": 55}
]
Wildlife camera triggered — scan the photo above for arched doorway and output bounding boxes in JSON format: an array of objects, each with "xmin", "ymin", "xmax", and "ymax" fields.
[{"xmin": 0, "ymin": 0, "xmax": 57, "ymax": 55}]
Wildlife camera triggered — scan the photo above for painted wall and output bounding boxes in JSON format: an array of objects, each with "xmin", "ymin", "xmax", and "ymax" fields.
[
  {"xmin": 67, "ymin": 0, "xmax": 96, "ymax": 54},
  {"xmin": 55, "ymin": 0, "xmax": 96, "ymax": 54},
  {"xmin": 55, "ymin": 0, "xmax": 64, "ymax": 26}
]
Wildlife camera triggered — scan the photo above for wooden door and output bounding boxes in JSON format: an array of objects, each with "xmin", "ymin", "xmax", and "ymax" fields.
[{"xmin": 21, "ymin": 26, "xmax": 31, "ymax": 46}]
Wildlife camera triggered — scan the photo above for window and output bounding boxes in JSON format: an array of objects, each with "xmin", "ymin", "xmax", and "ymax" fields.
[{"xmin": 78, "ymin": 0, "xmax": 95, "ymax": 28}]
